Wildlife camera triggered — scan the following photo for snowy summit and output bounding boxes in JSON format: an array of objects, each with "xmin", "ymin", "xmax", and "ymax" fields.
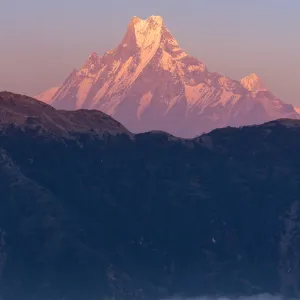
[{"xmin": 36, "ymin": 15, "xmax": 299, "ymax": 138}]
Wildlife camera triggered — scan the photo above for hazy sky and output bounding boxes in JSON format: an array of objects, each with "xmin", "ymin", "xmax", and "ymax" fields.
[{"xmin": 1, "ymin": 0, "xmax": 299, "ymax": 105}]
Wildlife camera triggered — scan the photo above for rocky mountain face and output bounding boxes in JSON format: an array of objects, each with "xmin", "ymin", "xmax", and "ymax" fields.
[
  {"xmin": 1, "ymin": 92, "xmax": 300, "ymax": 299},
  {"xmin": 35, "ymin": 86, "xmax": 59, "ymax": 104},
  {"xmin": 36, "ymin": 15, "xmax": 299, "ymax": 138}
]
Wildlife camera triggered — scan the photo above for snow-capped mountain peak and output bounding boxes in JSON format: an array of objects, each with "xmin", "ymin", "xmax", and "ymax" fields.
[
  {"xmin": 124, "ymin": 16, "xmax": 165, "ymax": 49},
  {"xmin": 133, "ymin": 16, "xmax": 163, "ymax": 49},
  {"xmin": 240, "ymin": 73, "xmax": 267, "ymax": 92},
  {"xmin": 37, "ymin": 15, "xmax": 299, "ymax": 138},
  {"xmin": 130, "ymin": 15, "xmax": 164, "ymax": 27}
]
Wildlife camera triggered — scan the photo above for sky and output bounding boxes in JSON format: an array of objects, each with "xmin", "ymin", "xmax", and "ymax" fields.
[{"xmin": 0, "ymin": 0, "xmax": 299, "ymax": 105}]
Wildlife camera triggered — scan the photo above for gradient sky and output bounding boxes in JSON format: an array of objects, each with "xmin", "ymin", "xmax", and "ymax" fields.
[{"xmin": 1, "ymin": 0, "xmax": 299, "ymax": 105}]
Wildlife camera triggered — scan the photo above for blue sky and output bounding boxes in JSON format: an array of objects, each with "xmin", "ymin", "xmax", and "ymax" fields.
[{"xmin": 0, "ymin": 0, "xmax": 299, "ymax": 105}]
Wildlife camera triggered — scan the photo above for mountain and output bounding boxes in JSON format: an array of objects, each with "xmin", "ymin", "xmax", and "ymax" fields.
[
  {"xmin": 1, "ymin": 92, "xmax": 300, "ymax": 300},
  {"xmin": 295, "ymin": 107, "xmax": 300, "ymax": 114},
  {"xmin": 35, "ymin": 86, "xmax": 59, "ymax": 104},
  {"xmin": 240, "ymin": 73, "xmax": 267, "ymax": 92},
  {"xmin": 36, "ymin": 15, "xmax": 299, "ymax": 138},
  {"xmin": 0, "ymin": 91, "xmax": 130, "ymax": 136}
]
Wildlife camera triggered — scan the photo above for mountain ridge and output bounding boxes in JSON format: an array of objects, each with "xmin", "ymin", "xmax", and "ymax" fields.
[
  {"xmin": 36, "ymin": 15, "xmax": 299, "ymax": 138},
  {"xmin": 1, "ymin": 92, "xmax": 300, "ymax": 299},
  {"xmin": 35, "ymin": 86, "xmax": 59, "ymax": 104}
]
